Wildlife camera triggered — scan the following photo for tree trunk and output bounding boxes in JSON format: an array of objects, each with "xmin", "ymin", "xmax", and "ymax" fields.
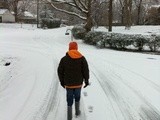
[
  {"xmin": 108, "ymin": 0, "xmax": 113, "ymax": 32},
  {"xmin": 121, "ymin": 6, "xmax": 125, "ymax": 25},
  {"xmin": 14, "ymin": 1, "xmax": 18, "ymax": 22},
  {"xmin": 137, "ymin": 0, "xmax": 142, "ymax": 25},
  {"xmin": 85, "ymin": 15, "xmax": 92, "ymax": 32},
  {"xmin": 119, "ymin": 0, "xmax": 124, "ymax": 25},
  {"xmin": 84, "ymin": 0, "xmax": 93, "ymax": 32},
  {"xmin": 124, "ymin": 0, "xmax": 132, "ymax": 29}
]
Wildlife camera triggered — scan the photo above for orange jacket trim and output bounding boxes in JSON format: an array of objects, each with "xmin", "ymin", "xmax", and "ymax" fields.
[
  {"xmin": 67, "ymin": 50, "xmax": 83, "ymax": 59},
  {"xmin": 65, "ymin": 85, "xmax": 82, "ymax": 88}
]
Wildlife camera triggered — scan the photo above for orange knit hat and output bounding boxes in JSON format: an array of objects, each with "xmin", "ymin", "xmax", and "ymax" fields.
[{"xmin": 69, "ymin": 42, "xmax": 78, "ymax": 50}]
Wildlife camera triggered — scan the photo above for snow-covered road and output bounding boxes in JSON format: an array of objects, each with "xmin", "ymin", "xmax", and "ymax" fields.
[{"xmin": 0, "ymin": 24, "xmax": 160, "ymax": 120}]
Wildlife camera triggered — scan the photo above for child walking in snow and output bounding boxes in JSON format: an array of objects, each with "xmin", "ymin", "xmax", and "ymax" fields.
[{"xmin": 57, "ymin": 41, "xmax": 90, "ymax": 120}]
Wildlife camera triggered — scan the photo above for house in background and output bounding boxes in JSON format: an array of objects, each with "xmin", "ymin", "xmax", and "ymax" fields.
[
  {"xmin": 19, "ymin": 11, "xmax": 36, "ymax": 24},
  {"xmin": 0, "ymin": 9, "xmax": 15, "ymax": 23}
]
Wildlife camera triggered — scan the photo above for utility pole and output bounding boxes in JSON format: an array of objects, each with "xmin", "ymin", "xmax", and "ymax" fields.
[{"xmin": 37, "ymin": 0, "xmax": 39, "ymax": 28}]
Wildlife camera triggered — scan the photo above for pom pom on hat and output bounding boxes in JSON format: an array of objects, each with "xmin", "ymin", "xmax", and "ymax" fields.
[{"xmin": 69, "ymin": 42, "xmax": 78, "ymax": 50}]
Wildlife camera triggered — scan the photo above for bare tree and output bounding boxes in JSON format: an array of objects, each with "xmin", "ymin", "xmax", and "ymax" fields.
[
  {"xmin": 38, "ymin": 0, "xmax": 159, "ymax": 30},
  {"xmin": 133, "ymin": 0, "xmax": 143, "ymax": 25},
  {"xmin": 124, "ymin": 0, "xmax": 132, "ymax": 29},
  {"xmin": 145, "ymin": 6, "xmax": 160, "ymax": 25},
  {"xmin": 91, "ymin": 0, "xmax": 109, "ymax": 28},
  {"xmin": 44, "ymin": 0, "xmax": 94, "ymax": 32}
]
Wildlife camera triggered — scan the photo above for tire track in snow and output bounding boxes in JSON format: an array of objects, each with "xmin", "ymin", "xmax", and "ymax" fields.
[
  {"xmin": 112, "ymin": 70, "xmax": 160, "ymax": 120},
  {"xmin": 37, "ymin": 59, "xmax": 59, "ymax": 120},
  {"xmin": 0, "ymin": 41, "xmax": 41, "ymax": 120},
  {"xmin": 0, "ymin": 40, "xmax": 59, "ymax": 120},
  {"xmin": 90, "ymin": 68, "xmax": 132, "ymax": 120},
  {"xmin": 34, "ymin": 39, "xmax": 68, "ymax": 120},
  {"xmin": 44, "ymin": 59, "xmax": 62, "ymax": 120},
  {"xmin": 13, "ymin": 71, "xmax": 38, "ymax": 120},
  {"xmin": 89, "ymin": 60, "xmax": 160, "ymax": 120},
  {"xmin": 32, "ymin": 34, "xmax": 66, "ymax": 120},
  {"xmin": 25, "ymin": 38, "xmax": 62, "ymax": 120},
  {"xmin": 0, "ymin": 41, "xmax": 52, "ymax": 59},
  {"xmin": 95, "ymin": 56, "xmax": 160, "ymax": 93},
  {"xmin": 108, "ymin": 61, "xmax": 160, "ymax": 93}
]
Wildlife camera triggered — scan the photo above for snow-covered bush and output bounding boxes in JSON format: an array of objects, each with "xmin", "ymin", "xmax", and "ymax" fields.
[
  {"xmin": 84, "ymin": 31, "xmax": 104, "ymax": 45},
  {"xmin": 97, "ymin": 32, "xmax": 111, "ymax": 48},
  {"xmin": 155, "ymin": 35, "xmax": 160, "ymax": 50},
  {"xmin": 132, "ymin": 35, "xmax": 149, "ymax": 51},
  {"xmin": 93, "ymin": 32, "xmax": 106, "ymax": 47},
  {"xmin": 82, "ymin": 30, "xmax": 160, "ymax": 52},
  {"xmin": 72, "ymin": 25, "xmax": 86, "ymax": 39},
  {"xmin": 110, "ymin": 33, "xmax": 134, "ymax": 50},
  {"xmin": 41, "ymin": 18, "xmax": 61, "ymax": 29},
  {"xmin": 147, "ymin": 34, "xmax": 160, "ymax": 51},
  {"xmin": 83, "ymin": 31, "xmax": 95, "ymax": 44}
]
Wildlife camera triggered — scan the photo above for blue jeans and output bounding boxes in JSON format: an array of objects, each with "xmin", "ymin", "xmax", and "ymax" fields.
[{"xmin": 66, "ymin": 88, "xmax": 81, "ymax": 106}]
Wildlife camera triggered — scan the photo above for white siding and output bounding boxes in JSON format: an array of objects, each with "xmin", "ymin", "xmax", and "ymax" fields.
[{"xmin": 2, "ymin": 11, "xmax": 15, "ymax": 23}]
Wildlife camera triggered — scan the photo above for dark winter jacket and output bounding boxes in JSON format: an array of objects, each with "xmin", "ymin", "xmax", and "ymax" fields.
[{"xmin": 57, "ymin": 50, "xmax": 89, "ymax": 88}]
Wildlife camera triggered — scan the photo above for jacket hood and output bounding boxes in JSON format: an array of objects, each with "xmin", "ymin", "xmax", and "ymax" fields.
[{"xmin": 67, "ymin": 50, "xmax": 83, "ymax": 59}]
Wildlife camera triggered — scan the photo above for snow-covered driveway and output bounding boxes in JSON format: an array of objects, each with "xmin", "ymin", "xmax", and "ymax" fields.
[{"xmin": 0, "ymin": 24, "xmax": 160, "ymax": 120}]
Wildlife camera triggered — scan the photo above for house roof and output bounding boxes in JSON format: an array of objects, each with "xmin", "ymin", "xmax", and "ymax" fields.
[
  {"xmin": 0, "ymin": 9, "xmax": 8, "ymax": 14},
  {"xmin": 151, "ymin": 5, "xmax": 160, "ymax": 8},
  {"xmin": 19, "ymin": 11, "xmax": 36, "ymax": 20},
  {"xmin": 24, "ymin": 11, "xmax": 34, "ymax": 17}
]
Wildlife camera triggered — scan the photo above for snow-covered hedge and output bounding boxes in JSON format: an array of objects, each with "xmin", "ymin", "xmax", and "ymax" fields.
[
  {"xmin": 84, "ymin": 31, "xmax": 105, "ymax": 45},
  {"xmin": 109, "ymin": 33, "xmax": 135, "ymax": 49},
  {"xmin": 155, "ymin": 35, "xmax": 160, "ymax": 50},
  {"xmin": 132, "ymin": 35, "xmax": 149, "ymax": 51},
  {"xmin": 147, "ymin": 35, "xmax": 160, "ymax": 51},
  {"xmin": 41, "ymin": 18, "xmax": 61, "ymax": 29},
  {"xmin": 72, "ymin": 25, "xmax": 87, "ymax": 39},
  {"xmin": 83, "ymin": 31, "xmax": 160, "ymax": 52}
]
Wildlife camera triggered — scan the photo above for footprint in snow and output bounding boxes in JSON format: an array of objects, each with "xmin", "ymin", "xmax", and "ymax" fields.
[
  {"xmin": 83, "ymin": 92, "xmax": 88, "ymax": 97},
  {"xmin": 88, "ymin": 106, "xmax": 93, "ymax": 113}
]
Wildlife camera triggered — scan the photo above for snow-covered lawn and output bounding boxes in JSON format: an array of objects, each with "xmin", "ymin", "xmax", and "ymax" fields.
[
  {"xmin": 0, "ymin": 23, "xmax": 160, "ymax": 120},
  {"xmin": 95, "ymin": 25, "xmax": 160, "ymax": 35}
]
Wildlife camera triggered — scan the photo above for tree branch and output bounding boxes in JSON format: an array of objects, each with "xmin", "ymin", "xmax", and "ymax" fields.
[
  {"xmin": 51, "ymin": 0, "xmax": 77, "ymax": 8},
  {"xmin": 78, "ymin": 0, "xmax": 88, "ymax": 10},
  {"xmin": 72, "ymin": 0, "xmax": 88, "ymax": 13},
  {"xmin": 46, "ymin": 0, "xmax": 86, "ymax": 20}
]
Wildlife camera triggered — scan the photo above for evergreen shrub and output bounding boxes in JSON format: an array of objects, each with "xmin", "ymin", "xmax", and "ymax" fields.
[
  {"xmin": 133, "ymin": 35, "xmax": 148, "ymax": 51},
  {"xmin": 84, "ymin": 31, "xmax": 105, "ymax": 45},
  {"xmin": 155, "ymin": 35, "xmax": 160, "ymax": 50},
  {"xmin": 72, "ymin": 25, "xmax": 86, "ymax": 39},
  {"xmin": 147, "ymin": 34, "xmax": 160, "ymax": 51},
  {"xmin": 83, "ymin": 31, "xmax": 160, "ymax": 52},
  {"xmin": 41, "ymin": 18, "xmax": 61, "ymax": 29}
]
